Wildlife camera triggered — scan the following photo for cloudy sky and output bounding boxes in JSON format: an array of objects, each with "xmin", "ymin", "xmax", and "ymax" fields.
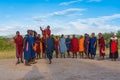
[{"xmin": 0, "ymin": 0, "xmax": 120, "ymax": 36}]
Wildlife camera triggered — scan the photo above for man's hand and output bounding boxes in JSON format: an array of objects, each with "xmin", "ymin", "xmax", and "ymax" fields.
[{"xmin": 40, "ymin": 27, "xmax": 42, "ymax": 30}]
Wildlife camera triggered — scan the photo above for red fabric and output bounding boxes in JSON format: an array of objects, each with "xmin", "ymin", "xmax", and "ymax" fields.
[
  {"xmin": 46, "ymin": 28, "xmax": 51, "ymax": 37},
  {"xmin": 98, "ymin": 37, "xmax": 105, "ymax": 57},
  {"xmin": 41, "ymin": 28, "xmax": 51, "ymax": 39},
  {"xmin": 55, "ymin": 39, "xmax": 60, "ymax": 53},
  {"xmin": 70, "ymin": 37, "xmax": 79, "ymax": 54},
  {"xmin": 14, "ymin": 35, "xmax": 24, "ymax": 58},
  {"xmin": 36, "ymin": 38, "xmax": 41, "ymax": 54},
  {"xmin": 42, "ymin": 30, "xmax": 46, "ymax": 37},
  {"xmin": 111, "ymin": 41, "xmax": 117, "ymax": 53}
]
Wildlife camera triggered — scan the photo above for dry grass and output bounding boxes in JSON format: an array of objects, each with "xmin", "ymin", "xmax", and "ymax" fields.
[
  {"xmin": 0, "ymin": 50, "xmax": 16, "ymax": 59},
  {"xmin": 0, "ymin": 48, "xmax": 118, "ymax": 59}
]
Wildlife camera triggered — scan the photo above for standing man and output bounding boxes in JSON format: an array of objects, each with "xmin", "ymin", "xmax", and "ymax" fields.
[
  {"xmin": 59, "ymin": 34, "xmax": 67, "ymax": 58},
  {"xmin": 70, "ymin": 35, "xmax": 79, "ymax": 58},
  {"xmin": 89, "ymin": 33, "xmax": 97, "ymax": 59},
  {"xmin": 55, "ymin": 36, "xmax": 60, "ymax": 58},
  {"xmin": 98, "ymin": 33, "xmax": 106, "ymax": 60},
  {"xmin": 40, "ymin": 25, "xmax": 51, "ymax": 38},
  {"xmin": 45, "ymin": 35, "xmax": 55, "ymax": 64},
  {"xmin": 40, "ymin": 25, "xmax": 51, "ymax": 58},
  {"xmin": 24, "ymin": 30, "xmax": 32, "ymax": 66},
  {"xmin": 14, "ymin": 31, "xmax": 24, "ymax": 64},
  {"xmin": 109, "ymin": 34, "xmax": 118, "ymax": 61},
  {"xmin": 79, "ymin": 35, "xmax": 84, "ymax": 58},
  {"xmin": 46, "ymin": 25, "xmax": 51, "ymax": 37},
  {"xmin": 36, "ymin": 34, "xmax": 42, "ymax": 59},
  {"xmin": 84, "ymin": 34, "xmax": 90, "ymax": 58},
  {"xmin": 65, "ymin": 35, "xmax": 71, "ymax": 58},
  {"xmin": 30, "ymin": 31, "xmax": 37, "ymax": 64},
  {"xmin": 41, "ymin": 36, "xmax": 46, "ymax": 58},
  {"xmin": 24, "ymin": 30, "xmax": 36, "ymax": 66}
]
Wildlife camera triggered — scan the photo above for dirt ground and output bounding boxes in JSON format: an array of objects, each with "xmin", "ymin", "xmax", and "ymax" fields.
[{"xmin": 0, "ymin": 58, "xmax": 120, "ymax": 80}]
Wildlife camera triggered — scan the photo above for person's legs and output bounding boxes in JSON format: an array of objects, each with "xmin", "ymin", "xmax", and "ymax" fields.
[
  {"xmin": 64, "ymin": 53, "xmax": 66, "ymax": 58},
  {"xmin": 25, "ymin": 60, "xmax": 31, "ymax": 66},
  {"xmin": 61, "ymin": 53, "xmax": 62, "ymax": 58},
  {"xmin": 56, "ymin": 51, "xmax": 58, "ymax": 58},
  {"xmin": 33, "ymin": 58, "xmax": 37, "ymax": 64},
  {"xmin": 79, "ymin": 52, "xmax": 81, "ymax": 58},
  {"xmin": 39, "ymin": 52, "xmax": 41, "ymax": 59},
  {"xmin": 85, "ymin": 52, "xmax": 87, "ymax": 58},
  {"xmin": 49, "ymin": 58, "xmax": 52, "ymax": 64},
  {"xmin": 16, "ymin": 49, "xmax": 21, "ymax": 64},
  {"xmin": 72, "ymin": 53, "xmax": 74, "ymax": 58},
  {"xmin": 86, "ymin": 52, "xmax": 89, "ymax": 59},
  {"xmin": 44, "ymin": 52, "xmax": 47, "ymax": 58},
  {"xmin": 113, "ymin": 53, "xmax": 116, "ymax": 61},
  {"xmin": 75, "ymin": 53, "xmax": 77, "ymax": 58},
  {"xmin": 67, "ymin": 50, "xmax": 70, "ymax": 58},
  {"xmin": 16, "ymin": 58, "xmax": 20, "ymax": 64},
  {"xmin": 36, "ymin": 53, "xmax": 38, "ymax": 59},
  {"xmin": 82, "ymin": 52, "xmax": 84, "ymax": 58},
  {"xmin": 21, "ymin": 56, "xmax": 23, "ymax": 63},
  {"xmin": 79, "ymin": 52, "xmax": 83, "ymax": 58},
  {"xmin": 42, "ymin": 53, "xmax": 44, "ymax": 59},
  {"xmin": 90, "ymin": 54, "xmax": 93, "ymax": 59}
]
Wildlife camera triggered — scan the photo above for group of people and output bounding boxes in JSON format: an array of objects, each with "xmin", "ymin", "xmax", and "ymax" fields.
[
  {"xmin": 13, "ymin": 25, "xmax": 119, "ymax": 66},
  {"xmin": 54, "ymin": 33, "xmax": 109, "ymax": 60},
  {"xmin": 13, "ymin": 26, "xmax": 54, "ymax": 65}
]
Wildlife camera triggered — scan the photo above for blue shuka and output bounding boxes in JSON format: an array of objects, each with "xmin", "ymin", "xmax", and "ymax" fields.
[
  {"xmin": 89, "ymin": 37, "xmax": 97, "ymax": 56},
  {"xmin": 59, "ymin": 38, "xmax": 67, "ymax": 54},
  {"xmin": 45, "ymin": 38, "xmax": 55, "ymax": 59},
  {"xmin": 65, "ymin": 38, "xmax": 71, "ymax": 51},
  {"xmin": 24, "ymin": 35, "xmax": 32, "ymax": 62}
]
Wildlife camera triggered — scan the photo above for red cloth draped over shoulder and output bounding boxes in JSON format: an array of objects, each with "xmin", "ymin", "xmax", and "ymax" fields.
[
  {"xmin": 70, "ymin": 37, "xmax": 79, "ymax": 53},
  {"xmin": 98, "ymin": 37, "xmax": 105, "ymax": 56},
  {"xmin": 46, "ymin": 28, "xmax": 51, "ymax": 37},
  {"xmin": 111, "ymin": 41, "xmax": 117, "ymax": 53},
  {"xmin": 14, "ymin": 35, "xmax": 24, "ymax": 50}
]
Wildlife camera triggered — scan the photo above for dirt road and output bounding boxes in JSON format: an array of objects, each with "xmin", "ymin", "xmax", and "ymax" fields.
[{"xmin": 0, "ymin": 58, "xmax": 120, "ymax": 80}]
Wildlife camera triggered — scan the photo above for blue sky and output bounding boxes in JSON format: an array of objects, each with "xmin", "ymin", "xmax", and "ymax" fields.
[{"xmin": 0, "ymin": 0, "xmax": 120, "ymax": 36}]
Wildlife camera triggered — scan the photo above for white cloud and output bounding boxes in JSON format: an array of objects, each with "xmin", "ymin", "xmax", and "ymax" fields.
[
  {"xmin": 1, "ymin": 13, "xmax": 120, "ymax": 36},
  {"xmin": 0, "ymin": 20, "xmax": 47, "ymax": 36},
  {"xmin": 59, "ymin": 0, "xmax": 82, "ymax": 6},
  {"xmin": 68, "ymin": 14, "xmax": 120, "ymax": 35},
  {"xmin": 50, "ymin": 8, "xmax": 85, "ymax": 16},
  {"xmin": 59, "ymin": 0, "xmax": 101, "ymax": 6},
  {"xmin": 32, "ymin": 8, "xmax": 86, "ymax": 21}
]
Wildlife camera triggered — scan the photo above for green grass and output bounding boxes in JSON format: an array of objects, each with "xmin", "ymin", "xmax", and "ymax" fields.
[
  {"xmin": 0, "ymin": 38, "xmax": 15, "ymax": 51},
  {"xmin": 0, "ymin": 37, "xmax": 16, "ymax": 59}
]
